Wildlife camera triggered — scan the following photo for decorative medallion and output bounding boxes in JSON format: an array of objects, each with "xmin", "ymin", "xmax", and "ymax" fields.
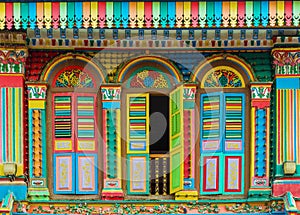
[
  {"xmin": 55, "ymin": 69, "xmax": 94, "ymax": 88},
  {"xmin": 129, "ymin": 70, "xmax": 169, "ymax": 88},
  {"xmin": 202, "ymin": 66, "xmax": 244, "ymax": 88}
]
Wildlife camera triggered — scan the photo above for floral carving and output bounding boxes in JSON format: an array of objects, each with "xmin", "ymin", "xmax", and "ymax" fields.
[
  {"xmin": 55, "ymin": 69, "xmax": 94, "ymax": 88},
  {"xmin": 203, "ymin": 69, "xmax": 243, "ymax": 88},
  {"xmin": 129, "ymin": 70, "xmax": 169, "ymax": 88}
]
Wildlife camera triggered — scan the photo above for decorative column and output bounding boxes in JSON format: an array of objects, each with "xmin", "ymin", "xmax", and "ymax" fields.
[
  {"xmin": 101, "ymin": 85, "xmax": 124, "ymax": 200},
  {"xmin": 0, "ymin": 47, "xmax": 27, "ymax": 200},
  {"xmin": 175, "ymin": 84, "xmax": 198, "ymax": 200},
  {"xmin": 248, "ymin": 83, "xmax": 272, "ymax": 198},
  {"xmin": 26, "ymin": 83, "xmax": 49, "ymax": 201},
  {"xmin": 272, "ymin": 48, "xmax": 300, "ymax": 197}
]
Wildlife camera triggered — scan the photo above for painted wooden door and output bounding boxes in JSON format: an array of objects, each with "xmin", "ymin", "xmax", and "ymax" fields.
[
  {"xmin": 169, "ymin": 86, "xmax": 184, "ymax": 194},
  {"xmin": 126, "ymin": 94, "xmax": 150, "ymax": 195},
  {"xmin": 200, "ymin": 92, "xmax": 245, "ymax": 195},
  {"xmin": 53, "ymin": 93, "xmax": 98, "ymax": 194}
]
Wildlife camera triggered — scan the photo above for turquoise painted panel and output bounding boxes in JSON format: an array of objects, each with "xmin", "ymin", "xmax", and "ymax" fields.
[
  {"xmin": 0, "ymin": 184, "xmax": 27, "ymax": 200},
  {"xmin": 276, "ymin": 78, "xmax": 300, "ymax": 89},
  {"xmin": 103, "ymin": 102, "xmax": 120, "ymax": 109}
]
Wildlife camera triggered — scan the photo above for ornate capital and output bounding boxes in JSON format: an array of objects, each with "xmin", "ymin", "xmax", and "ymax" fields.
[
  {"xmin": 183, "ymin": 84, "xmax": 197, "ymax": 100},
  {"xmin": 250, "ymin": 83, "xmax": 272, "ymax": 108},
  {"xmin": 272, "ymin": 48, "xmax": 300, "ymax": 75},
  {"xmin": 27, "ymin": 83, "xmax": 47, "ymax": 100},
  {"xmin": 101, "ymin": 85, "xmax": 121, "ymax": 101}
]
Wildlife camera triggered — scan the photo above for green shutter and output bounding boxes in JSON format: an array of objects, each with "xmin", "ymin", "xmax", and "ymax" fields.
[
  {"xmin": 126, "ymin": 94, "xmax": 149, "ymax": 195},
  {"xmin": 169, "ymin": 86, "xmax": 184, "ymax": 194}
]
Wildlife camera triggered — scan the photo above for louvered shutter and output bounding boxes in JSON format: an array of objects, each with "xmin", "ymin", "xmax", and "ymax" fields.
[
  {"xmin": 53, "ymin": 93, "xmax": 98, "ymax": 194},
  {"xmin": 75, "ymin": 94, "xmax": 98, "ymax": 194},
  {"xmin": 53, "ymin": 94, "xmax": 75, "ymax": 194},
  {"xmin": 200, "ymin": 92, "xmax": 245, "ymax": 195},
  {"xmin": 169, "ymin": 86, "xmax": 184, "ymax": 194},
  {"xmin": 126, "ymin": 94, "xmax": 150, "ymax": 195},
  {"xmin": 223, "ymin": 93, "xmax": 244, "ymax": 194},
  {"xmin": 200, "ymin": 93, "xmax": 222, "ymax": 194}
]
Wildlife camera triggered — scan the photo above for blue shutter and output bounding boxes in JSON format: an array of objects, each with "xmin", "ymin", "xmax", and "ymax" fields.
[{"xmin": 200, "ymin": 92, "xmax": 245, "ymax": 195}]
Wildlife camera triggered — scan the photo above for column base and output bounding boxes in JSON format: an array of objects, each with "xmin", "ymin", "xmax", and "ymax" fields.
[
  {"xmin": 175, "ymin": 190, "xmax": 198, "ymax": 200},
  {"xmin": 27, "ymin": 187, "xmax": 50, "ymax": 201},
  {"xmin": 102, "ymin": 189, "xmax": 124, "ymax": 200},
  {"xmin": 248, "ymin": 188, "xmax": 271, "ymax": 199}
]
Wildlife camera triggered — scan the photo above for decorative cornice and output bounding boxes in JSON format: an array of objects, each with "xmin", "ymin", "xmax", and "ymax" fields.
[{"xmin": 0, "ymin": 1, "xmax": 299, "ymax": 30}]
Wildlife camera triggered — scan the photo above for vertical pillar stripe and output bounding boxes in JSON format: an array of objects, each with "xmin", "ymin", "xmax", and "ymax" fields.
[
  {"xmin": 250, "ymin": 107, "xmax": 255, "ymax": 180},
  {"xmin": 0, "ymin": 88, "xmax": 23, "ymax": 164},
  {"xmin": 278, "ymin": 89, "xmax": 300, "ymax": 164},
  {"xmin": 116, "ymin": 109, "xmax": 121, "ymax": 179}
]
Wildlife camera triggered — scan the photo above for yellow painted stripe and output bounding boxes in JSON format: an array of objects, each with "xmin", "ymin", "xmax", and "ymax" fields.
[
  {"xmin": 44, "ymin": 2, "xmax": 51, "ymax": 18},
  {"xmin": 250, "ymin": 107, "xmax": 256, "ymax": 181},
  {"xmin": 90, "ymin": 2, "xmax": 98, "ymax": 19},
  {"xmin": 137, "ymin": 2, "xmax": 144, "ymax": 17},
  {"xmin": 15, "ymin": 88, "xmax": 19, "ymax": 163},
  {"xmin": 116, "ymin": 109, "xmax": 121, "ymax": 179}
]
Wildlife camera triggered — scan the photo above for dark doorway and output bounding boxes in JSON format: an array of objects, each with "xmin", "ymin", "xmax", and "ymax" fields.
[
  {"xmin": 149, "ymin": 95, "xmax": 169, "ymax": 153},
  {"xmin": 149, "ymin": 95, "xmax": 170, "ymax": 195}
]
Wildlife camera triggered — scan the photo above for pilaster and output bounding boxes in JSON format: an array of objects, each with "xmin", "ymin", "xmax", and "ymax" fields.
[
  {"xmin": 101, "ymin": 85, "xmax": 124, "ymax": 200},
  {"xmin": 0, "ymin": 35, "xmax": 28, "ymax": 200},
  {"xmin": 272, "ymin": 47, "xmax": 300, "ymax": 197},
  {"xmin": 248, "ymin": 83, "xmax": 272, "ymax": 198},
  {"xmin": 26, "ymin": 83, "xmax": 49, "ymax": 201}
]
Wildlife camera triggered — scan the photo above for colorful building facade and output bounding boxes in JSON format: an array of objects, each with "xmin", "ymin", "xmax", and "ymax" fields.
[{"xmin": 0, "ymin": 1, "xmax": 299, "ymax": 214}]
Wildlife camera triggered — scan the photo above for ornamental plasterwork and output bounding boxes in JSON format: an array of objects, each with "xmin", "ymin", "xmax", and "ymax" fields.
[{"xmin": 201, "ymin": 66, "xmax": 245, "ymax": 88}]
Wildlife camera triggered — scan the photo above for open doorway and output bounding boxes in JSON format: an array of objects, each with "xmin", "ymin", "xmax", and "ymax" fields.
[{"xmin": 149, "ymin": 95, "xmax": 170, "ymax": 195}]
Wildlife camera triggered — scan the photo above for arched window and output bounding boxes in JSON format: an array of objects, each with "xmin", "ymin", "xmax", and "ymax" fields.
[
  {"xmin": 118, "ymin": 56, "xmax": 183, "ymax": 196},
  {"xmin": 194, "ymin": 56, "xmax": 254, "ymax": 197},
  {"xmin": 43, "ymin": 55, "xmax": 104, "ymax": 197}
]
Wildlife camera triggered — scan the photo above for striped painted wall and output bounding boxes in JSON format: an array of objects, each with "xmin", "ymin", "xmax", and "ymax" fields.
[
  {"xmin": 0, "ymin": 87, "xmax": 23, "ymax": 165},
  {"xmin": 0, "ymin": 1, "xmax": 299, "ymax": 30},
  {"xmin": 276, "ymin": 89, "xmax": 300, "ymax": 164}
]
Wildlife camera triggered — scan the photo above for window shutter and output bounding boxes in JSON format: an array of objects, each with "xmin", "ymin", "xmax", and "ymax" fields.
[
  {"xmin": 200, "ymin": 92, "xmax": 245, "ymax": 195},
  {"xmin": 126, "ymin": 94, "xmax": 150, "ymax": 195},
  {"xmin": 75, "ymin": 94, "xmax": 98, "ymax": 194},
  {"xmin": 200, "ymin": 92, "xmax": 222, "ymax": 194},
  {"xmin": 169, "ymin": 86, "xmax": 184, "ymax": 194},
  {"xmin": 76, "ymin": 95, "xmax": 97, "ymax": 153},
  {"xmin": 53, "ymin": 94, "xmax": 73, "ymax": 153},
  {"xmin": 53, "ymin": 93, "xmax": 98, "ymax": 195},
  {"xmin": 223, "ymin": 93, "xmax": 244, "ymax": 194}
]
